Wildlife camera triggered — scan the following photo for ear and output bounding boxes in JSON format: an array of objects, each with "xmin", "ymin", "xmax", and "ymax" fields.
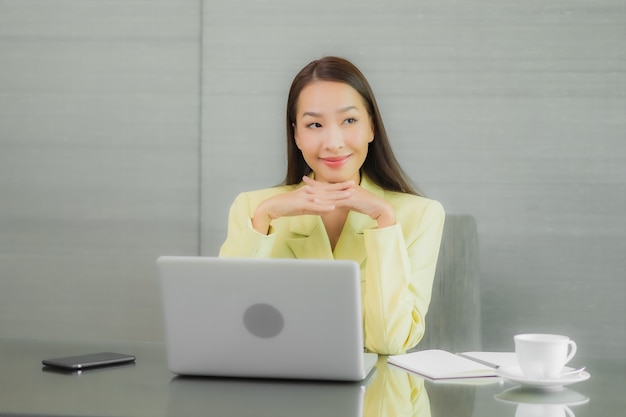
[
  {"xmin": 368, "ymin": 119, "xmax": 375, "ymax": 143},
  {"xmin": 293, "ymin": 123, "xmax": 302, "ymax": 149}
]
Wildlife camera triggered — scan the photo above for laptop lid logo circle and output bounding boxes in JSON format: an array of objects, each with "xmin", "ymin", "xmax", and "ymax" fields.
[{"xmin": 243, "ymin": 303, "xmax": 284, "ymax": 338}]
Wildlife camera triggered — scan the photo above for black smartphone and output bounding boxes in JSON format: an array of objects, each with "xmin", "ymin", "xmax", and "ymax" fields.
[{"xmin": 42, "ymin": 352, "xmax": 136, "ymax": 370}]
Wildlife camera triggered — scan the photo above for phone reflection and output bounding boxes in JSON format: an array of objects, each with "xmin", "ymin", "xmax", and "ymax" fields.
[
  {"xmin": 495, "ymin": 386, "xmax": 590, "ymax": 417},
  {"xmin": 167, "ymin": 357, "xmax": 433, "ymax": 417}
]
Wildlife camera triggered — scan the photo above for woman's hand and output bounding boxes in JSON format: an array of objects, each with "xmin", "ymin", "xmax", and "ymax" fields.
[
  {"xmin": 252, "ymin": 176, "xmax": 396, "ymax": 234},
  {"xmin": 302, "ymin": 177, "xmax": 396, "ymax": 229},
  {"xmin": 252, "ymin": 178, "xmax": 351, "ymax": 234}
]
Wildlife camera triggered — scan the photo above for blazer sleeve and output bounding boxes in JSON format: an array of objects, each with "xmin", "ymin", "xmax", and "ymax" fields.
[
  {"xmin": 362, "ymin": 198, "xmax": 445, "ymax": 355},
  {"xmin": 219, "ymin": 192, "xmax": 277, "ymax": 258}
]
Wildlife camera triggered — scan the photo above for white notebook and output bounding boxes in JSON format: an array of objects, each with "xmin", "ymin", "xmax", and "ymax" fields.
[{"xmin": 388, "ymin": 349, "xmax": 517, "ymax": 380}]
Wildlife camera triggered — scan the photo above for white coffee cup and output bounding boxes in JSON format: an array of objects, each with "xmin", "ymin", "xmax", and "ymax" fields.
[{"xmin": 514, "ymin": 333, "xmax": 577, "ymax": 379}]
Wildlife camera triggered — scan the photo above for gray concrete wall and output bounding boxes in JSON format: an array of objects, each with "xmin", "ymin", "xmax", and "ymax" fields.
[{"xmin": 1, "ymin": 0, "xmax": 624, "ymax": 356}]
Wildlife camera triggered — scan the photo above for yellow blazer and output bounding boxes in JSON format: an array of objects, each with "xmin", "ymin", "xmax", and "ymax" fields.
[{"xmin": 219, "ymin": 175, "xmax": 445, "ymax": 354}]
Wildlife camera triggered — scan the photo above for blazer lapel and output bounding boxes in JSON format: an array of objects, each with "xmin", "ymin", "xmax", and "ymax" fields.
[
  {"xmin": 286, "ymin": 215, "xmax": 334, "ymax": 259},
  {"xmin": 333, "ymin": 176, "xmax": 385, "ymax": 264},
  {"xmin": 333, "ymin": 211, "xmax": 376, "ymax": 265}
]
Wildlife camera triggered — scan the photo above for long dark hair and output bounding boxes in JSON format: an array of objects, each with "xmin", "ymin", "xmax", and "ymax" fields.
[{"xmin": 284, "ymin": 56, "xmax": 419, "ymax": 196}]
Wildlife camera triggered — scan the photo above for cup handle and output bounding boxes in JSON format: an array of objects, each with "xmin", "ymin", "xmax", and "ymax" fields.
[
  {"xmin": 565, "ymin": 340, "xmax": 577, "ymax": 365},
  {"xmin": 563, "ymin": 405, "xmax": 575, "ymax": 417}
]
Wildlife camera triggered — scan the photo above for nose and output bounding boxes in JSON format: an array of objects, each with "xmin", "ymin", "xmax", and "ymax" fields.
[{"xmin": 323, "ymin": 125, "xmax": 345, "ymax": 151}]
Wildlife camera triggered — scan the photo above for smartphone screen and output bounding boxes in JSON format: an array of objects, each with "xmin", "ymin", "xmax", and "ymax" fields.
[{"xmin": 42, "ymin": 352, "xmax": 136, "ymax": 370}]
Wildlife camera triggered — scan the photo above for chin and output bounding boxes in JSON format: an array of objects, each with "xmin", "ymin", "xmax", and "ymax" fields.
[{"xmin": 317, "ymin": 172, "xmax": 355, "ymax": 184}]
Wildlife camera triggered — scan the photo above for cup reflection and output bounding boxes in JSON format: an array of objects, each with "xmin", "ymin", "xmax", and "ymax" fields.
[
  {"xmin": 516, "ymin": 403, "xmax": 574, "ymax": 417},
  {"xmin": 496, "ymin": 386, "xmax": 589, "ymax": 417}
]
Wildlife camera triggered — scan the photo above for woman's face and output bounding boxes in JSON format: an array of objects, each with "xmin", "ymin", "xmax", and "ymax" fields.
[{"xmin": 294, "ymin": 81, "xmax": 374, "ymax": 184}]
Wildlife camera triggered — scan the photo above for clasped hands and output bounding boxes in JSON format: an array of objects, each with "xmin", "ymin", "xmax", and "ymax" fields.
[{"xmin": 252, "ymin": 176, "xmax": 396, "ymax": 234}]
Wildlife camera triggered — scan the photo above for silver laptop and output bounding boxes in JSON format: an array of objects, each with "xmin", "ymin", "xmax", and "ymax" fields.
[{"xmin": 157, "ymin": 256, "xmax": 378, "ymax": 381}]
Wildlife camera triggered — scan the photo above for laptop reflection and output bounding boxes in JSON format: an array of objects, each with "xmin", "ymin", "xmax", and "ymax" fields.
[{"xmin": 167, "ymin": 372, "xmax": 376, "ymax": 417}]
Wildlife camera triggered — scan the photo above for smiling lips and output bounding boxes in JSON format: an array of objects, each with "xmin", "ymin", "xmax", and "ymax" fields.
[{"xmin": 320, "ymin": 155, "xmax": 351, "ymax": 168}]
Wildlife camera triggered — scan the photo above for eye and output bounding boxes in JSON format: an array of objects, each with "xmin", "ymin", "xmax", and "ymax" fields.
[
  {"xmin": 344, "ymin": 118, "xmax": 357, "ymax": 125},
  {"xmin": 306, "ymin": 122, "xmax": 322, "ymax": 129}
]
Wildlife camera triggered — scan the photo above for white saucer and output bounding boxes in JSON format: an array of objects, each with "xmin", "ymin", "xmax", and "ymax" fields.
[
  {"xmin": 496, "ymin": 366, "xmax": 590, "ymax": 389},
  {"xmin": 496, "ymin": 386, "xmax": 590, "ymax": 406}
]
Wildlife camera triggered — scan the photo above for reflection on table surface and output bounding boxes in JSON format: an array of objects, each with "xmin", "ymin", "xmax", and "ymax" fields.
[
  {"xmin": 167, "ymin": 357, "xmax": 431, "ymax": 417},
  {"xmin": 496, "ymin": 386, "xmax": 589, "ymax": 417},
  {"xmin": 0, "ymin": 338, "xmax": 624, "ymax": 417}
]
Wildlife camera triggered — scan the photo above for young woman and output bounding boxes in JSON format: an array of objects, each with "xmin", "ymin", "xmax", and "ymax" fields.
[{"xmin": 219, "ymin": 56, "xmax": 445, "ymax": 355}]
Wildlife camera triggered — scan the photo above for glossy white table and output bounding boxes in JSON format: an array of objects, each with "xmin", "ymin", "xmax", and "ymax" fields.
[{"xmin": 0, "ymin": 338, "xmax": 623, "ymax": 416}]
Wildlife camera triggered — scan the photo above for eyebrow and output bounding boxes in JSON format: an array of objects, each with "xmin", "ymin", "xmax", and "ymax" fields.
[{"xmin": 301, "ymin": 106, "xmax": 359, "ymax": 118}]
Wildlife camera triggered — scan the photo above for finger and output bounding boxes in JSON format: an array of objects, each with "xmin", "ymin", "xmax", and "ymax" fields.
[
  {"xmin": 312, "ymin": 202, "xmax": 336, "ymax": 212},
  {"xmin": 309, "ymin": 190, "xmax": 352, "ymax": 204},
  {"xmin": 312, "ymin": 197, "xmax": 339, "ymax": 206},
  {"xmin": 297, "ymin": 199, "xmax": 334, "ymax": 215}
]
